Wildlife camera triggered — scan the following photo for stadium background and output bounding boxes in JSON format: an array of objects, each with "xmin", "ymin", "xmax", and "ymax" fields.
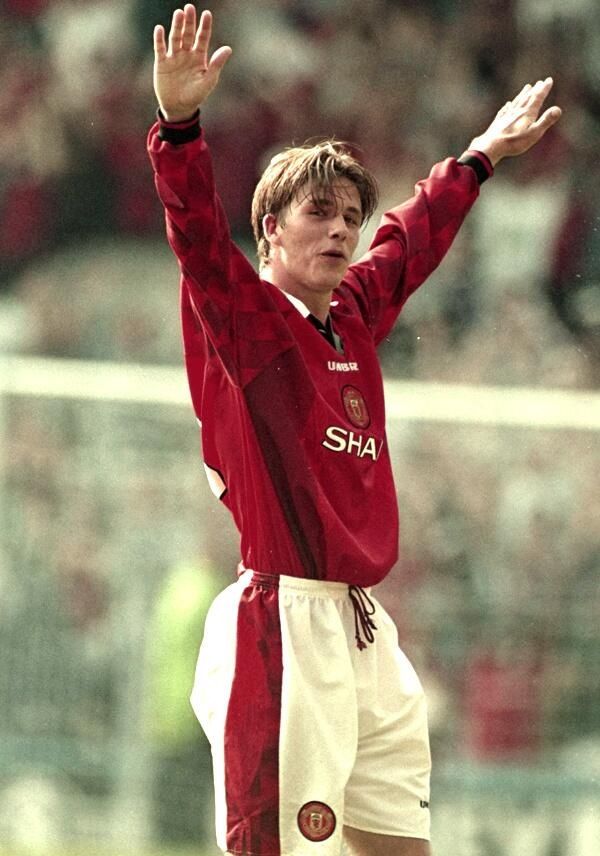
[{"xmin": 1, "ymin": 1, "xmax": 599, "ymax": 854}]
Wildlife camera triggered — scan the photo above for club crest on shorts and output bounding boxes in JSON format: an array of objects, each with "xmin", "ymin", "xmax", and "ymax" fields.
[
  {"xmin": 297, "ymin": 801, "xmax": 336, "ymax": 842},
  {"xmin": 342, "ymin": 385, "xmax": 370, "ymax": 429}
]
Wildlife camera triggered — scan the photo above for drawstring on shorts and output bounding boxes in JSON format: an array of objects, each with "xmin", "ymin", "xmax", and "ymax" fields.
[{"xmin": 348, "ymin": 585, "xmax": 377, "ymax": 650}]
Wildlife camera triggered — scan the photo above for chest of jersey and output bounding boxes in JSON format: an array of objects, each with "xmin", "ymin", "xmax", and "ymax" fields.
[{"xmin": 278, "ymin": 303, "xmax": 387, "ymax": 465}]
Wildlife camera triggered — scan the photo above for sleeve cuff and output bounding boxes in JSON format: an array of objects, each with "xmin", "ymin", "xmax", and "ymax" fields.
[
  {"xmin": 157, "ymin": 108, "xmax": 201, "ymax": 144},
  {"xmin": 457, "ymin": 150, "xmax": 494, "ymax": 184}
]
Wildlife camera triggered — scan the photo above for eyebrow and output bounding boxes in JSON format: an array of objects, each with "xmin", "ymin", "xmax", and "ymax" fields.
[{"xmin": 309, "ymin": 196, "xmax": 363, "ymax": 218}]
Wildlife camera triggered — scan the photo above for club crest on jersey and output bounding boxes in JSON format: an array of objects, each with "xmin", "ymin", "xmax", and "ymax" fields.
[
  {"xmin": 297, "ymin": 801, "xmax": 336, "ymax": 842},
  {"xmin": 322, "ymin": 425, "xmax": 382, "ymax": 461},
  {"xmin": 342, "ymin": 385, "xmax": 370, "ymax": 428}
]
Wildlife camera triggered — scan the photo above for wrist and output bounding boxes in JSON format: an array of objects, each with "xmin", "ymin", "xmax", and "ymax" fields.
[
  {"xmin": 458, "ymin": 150, "xmax": 493, "ymax": 184},
  {"xmin": 157, "ymin": 108, "xmax": 201, "ymax": 145},
  {"xmin": 468, "ymin": 137, "xmax": 504, "ymax": 168},
  {"xmin": 159, "ymin": 105, "xmax": 200, "ymax": 124}
]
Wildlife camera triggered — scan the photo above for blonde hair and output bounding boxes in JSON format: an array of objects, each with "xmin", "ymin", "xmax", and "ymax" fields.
[{"xmin": 251, "ymin": 140, "xmax": 379, "ymax": 269}]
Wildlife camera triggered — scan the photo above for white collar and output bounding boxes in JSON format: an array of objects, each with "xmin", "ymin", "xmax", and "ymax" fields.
[
  {"xmin": 281, "ymin": 290, "xmax": 311, "ymax": 317},
  {"xmin": 281, "ymin": 290, "xmax": 339, "ymax": 318}
]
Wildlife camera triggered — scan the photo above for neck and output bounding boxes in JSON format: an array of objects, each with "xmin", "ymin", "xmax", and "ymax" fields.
[{"xmin": 261, "ymin": 265, "xmax": 332, "ymax": 324}]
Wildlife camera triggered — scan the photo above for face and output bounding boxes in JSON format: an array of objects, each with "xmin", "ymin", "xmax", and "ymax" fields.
[{"xmin": 264, "ymin": 179, "xmax": 362, "ymax": 299}]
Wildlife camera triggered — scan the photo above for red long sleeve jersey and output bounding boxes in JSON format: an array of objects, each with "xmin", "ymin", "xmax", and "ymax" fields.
[{"xmin": 148, "ymin": 122, "xmax": 485, "ymax": 586}]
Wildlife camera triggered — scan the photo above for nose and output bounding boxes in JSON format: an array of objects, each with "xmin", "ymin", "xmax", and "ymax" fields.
[{"xmin": 329, "ymin": 213, "xmax": 348, "ymax": 239}]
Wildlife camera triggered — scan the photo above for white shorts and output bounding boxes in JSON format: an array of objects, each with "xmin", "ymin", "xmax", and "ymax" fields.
[{"xmin": 191, "ymin": 571, "xmax": 431, "ymax": 855}]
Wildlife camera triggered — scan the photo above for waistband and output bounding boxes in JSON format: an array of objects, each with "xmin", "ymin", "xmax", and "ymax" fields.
[{"xmin": 238, "ymin": 569, "xmax": 372, "ymax": 600}]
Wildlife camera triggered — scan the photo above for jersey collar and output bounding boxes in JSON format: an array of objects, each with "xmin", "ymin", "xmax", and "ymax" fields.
[
  {"xmin": 281, "ymin": 290, "xmax": 339, "ymax": 318},
  {"xmin": 279, "ymin": 290, "xmax": 344, "ymax": 354},
  {"xmin": 281, "ymin": 290, "xmax": 311, "ymax": 318}
]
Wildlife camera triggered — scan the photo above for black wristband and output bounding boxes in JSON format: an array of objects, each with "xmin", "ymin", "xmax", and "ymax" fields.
[
  {"xmin": 457, "ymin": 152, "xmax": 493, "ymax": 184},
  {"xmin": 157, "ymin": 109, "xmax": 201, "ymax": 145}
]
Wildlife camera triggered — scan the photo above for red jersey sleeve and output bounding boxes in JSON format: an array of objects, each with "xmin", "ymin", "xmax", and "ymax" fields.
[
  {"xmin": 342, "ymin": 157, "xmax": 482, "ymax": 346},
  {"xmin": 147, "ymin": 121, "xmax": 295, "ymax": 389}
]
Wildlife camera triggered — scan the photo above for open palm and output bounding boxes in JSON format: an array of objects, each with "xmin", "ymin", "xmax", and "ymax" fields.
[
  {"xmin": 153, "ymin": 5, "xmax": 231, "ymax": 122},
  {"xmin": 470, "ymin": 78, "xmax": 562, "ymax": 166}
]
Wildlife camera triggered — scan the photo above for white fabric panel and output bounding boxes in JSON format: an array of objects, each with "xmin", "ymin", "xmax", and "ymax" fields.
[{"xmin": 190, "ymin": 581, "xmax": 242, "ymax": 851}]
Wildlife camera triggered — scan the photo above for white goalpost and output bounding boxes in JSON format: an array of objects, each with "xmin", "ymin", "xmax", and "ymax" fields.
[{"xmin": 2, "ymin": 355, "xmax": 599, "ymax": 431}]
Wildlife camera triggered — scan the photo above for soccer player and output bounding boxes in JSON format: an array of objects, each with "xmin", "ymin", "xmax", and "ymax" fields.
[{"xmin": 148, "ymin": 6, "xmax": 561, "ymax": 855}]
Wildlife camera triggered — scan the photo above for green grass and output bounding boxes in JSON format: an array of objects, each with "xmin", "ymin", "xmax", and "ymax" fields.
[{"xmin": 0, "ymin": 849, "xmax": 220, "ymax": 856}]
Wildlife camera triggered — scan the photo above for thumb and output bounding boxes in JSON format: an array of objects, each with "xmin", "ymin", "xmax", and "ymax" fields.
[
  {"xmin": 209, "ymin": 45, "xmax": 232, "ymax": 74},
  {"xmin": 531, "ymin": 105, "xmax": 562, "ymax": 135}
]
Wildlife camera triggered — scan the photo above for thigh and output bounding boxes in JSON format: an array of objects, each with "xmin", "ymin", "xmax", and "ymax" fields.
[
  {"xmin": 193, "ymin": 576, "xmax": 290, "ymax": 854},
  {"xmin": 277, "ymin": 583, "xmax": 358, "ymax": 855},
  {"xmin": 344, "ymin": 598, "xmax": 431, "ymax": 842},
  {"xmin": 192, "ymin": 575, "xmax": 360, "ymax": 855}
]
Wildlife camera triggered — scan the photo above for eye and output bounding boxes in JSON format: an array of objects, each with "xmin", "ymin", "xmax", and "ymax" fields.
[{"xmin": 344, "ymin": 215, "xmax": 359, "ymax": 227}]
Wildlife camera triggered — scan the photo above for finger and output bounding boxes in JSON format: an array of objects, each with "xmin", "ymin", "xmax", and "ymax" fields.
[
  {"xmin": 511, "ymin": 83, "xmax": 532, "ymax": 108},
  {"xmin": 153, "ymin": 24, "xmax": 167, "ymax": 61},
  {"xmin": 528, "ymin": 77, "xmax": 553, "ymax": 103},
  {"xmin": 531, "ymin": 104, "xmax": 562, "ymax": 135},
  {"xmin": 208, "ymin": 44, "xmax": 232, "ymax": 74},
  {"xmin": 193, "ymin": 9, "xmax": 213, "ymax": 62},
  {"xmin": 181, "ymin": 4, "xmax": 197, "ymax": 51},
  {"xmin": 168, "ymin": 8, "xmax": 185, "ymax": 54},
  {"xmin": 525, "ymin": 78, "xmax": 554, "ymax": 118}
]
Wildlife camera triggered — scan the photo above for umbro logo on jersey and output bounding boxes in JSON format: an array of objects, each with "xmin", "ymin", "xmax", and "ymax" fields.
[
  {"xmin": 327, "ymin": 360, "xmax": 359, "ymax": 372},
  {"xmin": 322, "ymin": 425, "xmax": 383, "ymax": 461}
]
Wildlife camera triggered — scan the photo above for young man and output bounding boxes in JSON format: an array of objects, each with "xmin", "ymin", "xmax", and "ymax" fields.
[{"xmin": 148, "ymin": 6, "xmax": 561, "ymax": 855}]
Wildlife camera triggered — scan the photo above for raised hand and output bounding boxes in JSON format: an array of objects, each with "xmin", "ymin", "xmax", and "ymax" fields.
[
  {"xmin": 469, "ymin": 78, "xmax": 562, "ymax": 167},
  {"xmin": 153, "ymin": 5, "xmax": 232, "ymax": 122}
]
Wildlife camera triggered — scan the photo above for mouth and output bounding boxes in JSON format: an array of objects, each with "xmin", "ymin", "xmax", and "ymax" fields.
[{"xmin": 320, "ymin": 251, "xmax": 346, "ymax": 261}]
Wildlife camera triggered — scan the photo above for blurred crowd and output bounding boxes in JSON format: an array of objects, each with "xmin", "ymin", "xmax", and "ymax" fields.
[
  {"xmin": 1, "ymin": 0, "xmax": 599, "ymax": 385},
  {"xmin": 2, "ymin": 391, "xmax": 598, "ymax": 850},
  {"xmin": 1, "ymin": 1, "xmax": 599, "ymax": 851}
]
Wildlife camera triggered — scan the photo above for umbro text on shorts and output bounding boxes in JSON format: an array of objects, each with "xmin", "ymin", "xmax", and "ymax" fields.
[{"xmin": 191, "ymin": 571, "xmax": 431, "ymax": 855}]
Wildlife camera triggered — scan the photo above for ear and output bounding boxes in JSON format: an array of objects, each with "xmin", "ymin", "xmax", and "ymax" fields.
[{"xmin": 262, "ymin": 213, "xmax": 282, "ymax": 248}]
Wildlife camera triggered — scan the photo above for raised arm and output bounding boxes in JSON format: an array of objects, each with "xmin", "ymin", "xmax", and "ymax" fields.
[
  {"xmin": 149, "ymin": 7, "xmax": 296, "ymax": 390},
  {"xmin": 344, "ymin": 79, "xmax": 562, "ymax": 345},
  {"xmin": 153, "ymin": 5, "xmax": 231, "ymax": 121}
]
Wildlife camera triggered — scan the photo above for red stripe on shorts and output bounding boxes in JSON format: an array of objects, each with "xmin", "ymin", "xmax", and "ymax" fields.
[{"xmin": 224, "ymin": 578, "xmax": 282, "ymax": 855}]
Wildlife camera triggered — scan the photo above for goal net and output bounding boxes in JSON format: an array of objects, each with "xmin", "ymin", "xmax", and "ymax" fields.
[{"xmin": 1, "ymin": 355, "xmax": 598, "ymax": 856}]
